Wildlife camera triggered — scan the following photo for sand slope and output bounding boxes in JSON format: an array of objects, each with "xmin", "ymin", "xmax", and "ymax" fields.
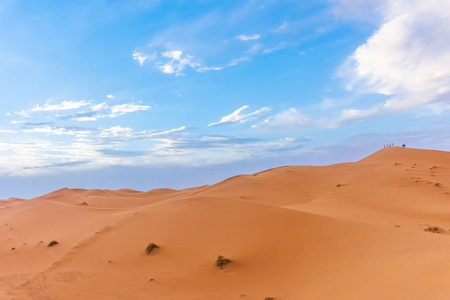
[{"xmin": 1, "ymin": 147, "xmax": 450, "ymax": 299}]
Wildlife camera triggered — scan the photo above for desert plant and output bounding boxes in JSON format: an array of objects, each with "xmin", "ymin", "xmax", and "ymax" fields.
[
  {"xmin": 264, "ymin": 298, "xmax": 275, "ymax": 300},
  {"xmin": 424, "ymin": 226, "xmax": 441, "ymax": 233},
  {"xmin": 48, "ymin": 240, "xmax": 59, "ymax": 247},
  {"xmin": 435, "ymin": 183, "xmax": 441, "ymax": 187},
  {"xmin": 216, "ymin": 255, "xmax": 232, "ymax": 268},
  {"xmin": 145, "ymin": 243, "xmax": 159, "ymax": 254}
]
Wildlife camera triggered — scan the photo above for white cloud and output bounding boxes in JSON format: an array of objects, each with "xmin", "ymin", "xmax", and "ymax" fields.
[
  {"xmin": 100, "ymin": 126, "xmax": 134, "ymax": 138},
  {"xmin": 110, "ymin": 103, "xmax": 151, "ymax": 115},
  {"xmin": 132, "ymin": 49, "xmax": 155, "ymax": 66},
  {"xmin": 32, "ymin": 100, "xmax": 90, "ymax": 112},
  {"xmin": 133, "ymin": 42, "xmax": 260, "ymax": 75},
  {"xmin": 0, "ymin": 122, "xmax": 314, "ymax": 176},
  {"xmin": 59, "ymin": 102, "xmax": 150, "ymax": 121},
  {"xmin": 106, "ymin": 94, "xmax": 114, "ymax": 99},
  {"xmin": 16, "ymin": 100, "xmax": 91, "ymax": 117},
  {"xmin": 161, "ymin": 50, "xmax": 183, "ymax": 60},
  {"xmin": 0, "ymin": 129, "xmax": 15, "ymax": 133},
  {"xmin": 159, "ymin": 63, "xmax": 175, "ymax": 74},
  {"xmin": 158, "ymin": 50, "xmax": 201, "ymax": 76},
  {"xmin": 256, "ymin": 108, "xmax": 313, "ymax": 131},
  {"xmin": 0, "ymin": 138, "xmax": 108, "ymax": 176},
  {"xmin": 341, "ymin": 106, "xmax": 381, "ymax": 121},
  {"xmin": 254, "ymin": 108, "xmax": 351, "ymax": 132},
  {"xmin": 72, "ymin": 116, "xmax": 98, "ymax": 122},
  {"xmin": 141, "ymin": 126, "xmax": 187, "ymax": 139},
  {"xmin": 90, "ymin": 102, "xmax": 109, "ymax": 111},
  {"xmin": 99, "ymin": 125, "xmax": 187, "ymax": 141},
  {"xmin": 208, "ymin": 105, "xmax": 270, "ymax": 127},
  {"xmin": 255, "ymin": 105, "xmax": 388, "ymax": 132},
  {"xmin": 15, "ymin": 110, "xmax": 31, "ymax": 118},
  {"xmin": 23, "ymin": 125, "xmax": 91, "ymax": 136},
  {"xmin": 341, "ymin": 0, "xmax": 450, "ymax": 113},
  {"xmin": 196, "ymin": 66, "xmax": 223, "ymax": 72},
  {"xmin": 236, "ymin": 34, "xmax": 261, "ymax": 41}
]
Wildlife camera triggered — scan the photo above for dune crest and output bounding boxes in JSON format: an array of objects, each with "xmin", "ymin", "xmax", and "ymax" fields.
[{"xmin": 1, "ymin": 147, "xmax": 449, "ymax": 299}]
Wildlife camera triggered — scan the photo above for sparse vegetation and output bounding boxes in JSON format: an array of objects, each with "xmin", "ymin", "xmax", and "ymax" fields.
[
  {"xmin": 48, "ymin": 240, "xmax": 59, "ymax": 247},
  {"xmin": 435, "ymin": 183, "xmax": 441, "ymax": 187},
  {"xmin": 145, "ymin": 243, "xmax": 159, "ymax": 254},
  {"xmin": 336, "ymin": 184, "xmax": 343, "ymax": 187},
  {"xmin": 424, "ymin": 226, "xmax": 442, "ymax": 233},
  {"xmin": 265, "ymin": 297, "xmax": 275, "ymax": 300},
  {"xmin": 216, "ymin": 255, "xmax": 232, "ymax": 268}
]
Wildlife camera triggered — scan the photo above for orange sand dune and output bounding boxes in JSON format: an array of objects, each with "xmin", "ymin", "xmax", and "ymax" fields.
[
  {"xmin": 198, "ymin": 147, "xmax": 450, "ymax": 230},
  {"xmin": 1, "ymin": 147, "xmax": 450, "ymax": 299}
]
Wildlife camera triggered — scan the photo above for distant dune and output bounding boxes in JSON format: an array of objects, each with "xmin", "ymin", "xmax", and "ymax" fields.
[{"xmin": 1, "ymin": 147, "xmax": 449, "ymax": 299}]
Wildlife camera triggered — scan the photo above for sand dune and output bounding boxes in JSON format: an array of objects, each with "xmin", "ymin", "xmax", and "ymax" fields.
[{"xmin": 1, "ymin": 147, "xmax": 450, "ymax": 299}]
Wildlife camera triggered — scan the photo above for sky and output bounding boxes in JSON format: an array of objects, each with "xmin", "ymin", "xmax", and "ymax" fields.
[{"xmin": 0, "ymin": 0, "xmax": 449, "ymax": 199}]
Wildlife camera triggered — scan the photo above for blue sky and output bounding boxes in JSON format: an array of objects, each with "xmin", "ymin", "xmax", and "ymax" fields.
[{"xmin": 0, "ymin": 0, "xmax": 449, "ymax": 199}]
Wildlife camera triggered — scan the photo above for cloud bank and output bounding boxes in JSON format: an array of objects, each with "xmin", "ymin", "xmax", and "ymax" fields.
[{"xmin": 341, "ymin": 0, "xmax": 450, "ymax": 114}]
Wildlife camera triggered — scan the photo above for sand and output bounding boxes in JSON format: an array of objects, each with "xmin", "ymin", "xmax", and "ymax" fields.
[{"xmin": 1, "ymin": 146, "xmax": 449, "ymax": 299}]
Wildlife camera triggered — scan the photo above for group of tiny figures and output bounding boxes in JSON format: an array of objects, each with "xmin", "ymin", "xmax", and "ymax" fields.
[{"xmin": 383, "ymin": 143, "xmax": 406, "ymax": 148}]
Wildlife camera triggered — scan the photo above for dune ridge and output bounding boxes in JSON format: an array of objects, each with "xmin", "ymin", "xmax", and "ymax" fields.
[{"xmin": 1, "ymin": 147, "xmax": 450, "ymax": 299}]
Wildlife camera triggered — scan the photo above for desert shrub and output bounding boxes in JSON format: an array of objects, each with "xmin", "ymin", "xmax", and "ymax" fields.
[
  {"xmin": 424, "ymin": 226, "xmax": 441, "ymax": 233},
  {"xmin": 145, "ymin": 243, "xmax": 159, "ymax": 254},
  {"xmin": 435, "ymin": 183, "xmax": 441, "ymax": 187},
  {"xmin": 265, "ymin": 297, "xmax": 275, "ymax": 300},
  {"xmin": 216, "ymin": 255, "xmax": 231, "ymax": 268},
  {"xmin": 48, "ymin": 240, "xmax": 59, "ymax": 247}
]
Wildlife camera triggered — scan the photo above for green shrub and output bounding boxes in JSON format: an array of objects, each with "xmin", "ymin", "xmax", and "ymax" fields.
[
  {"xmin": 216, "ymin": 255, "xmax": 231, "ymax": 268},
  {"xmin": 145, "ymin": 243, "xmax": 159, "ymax": 254}
]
